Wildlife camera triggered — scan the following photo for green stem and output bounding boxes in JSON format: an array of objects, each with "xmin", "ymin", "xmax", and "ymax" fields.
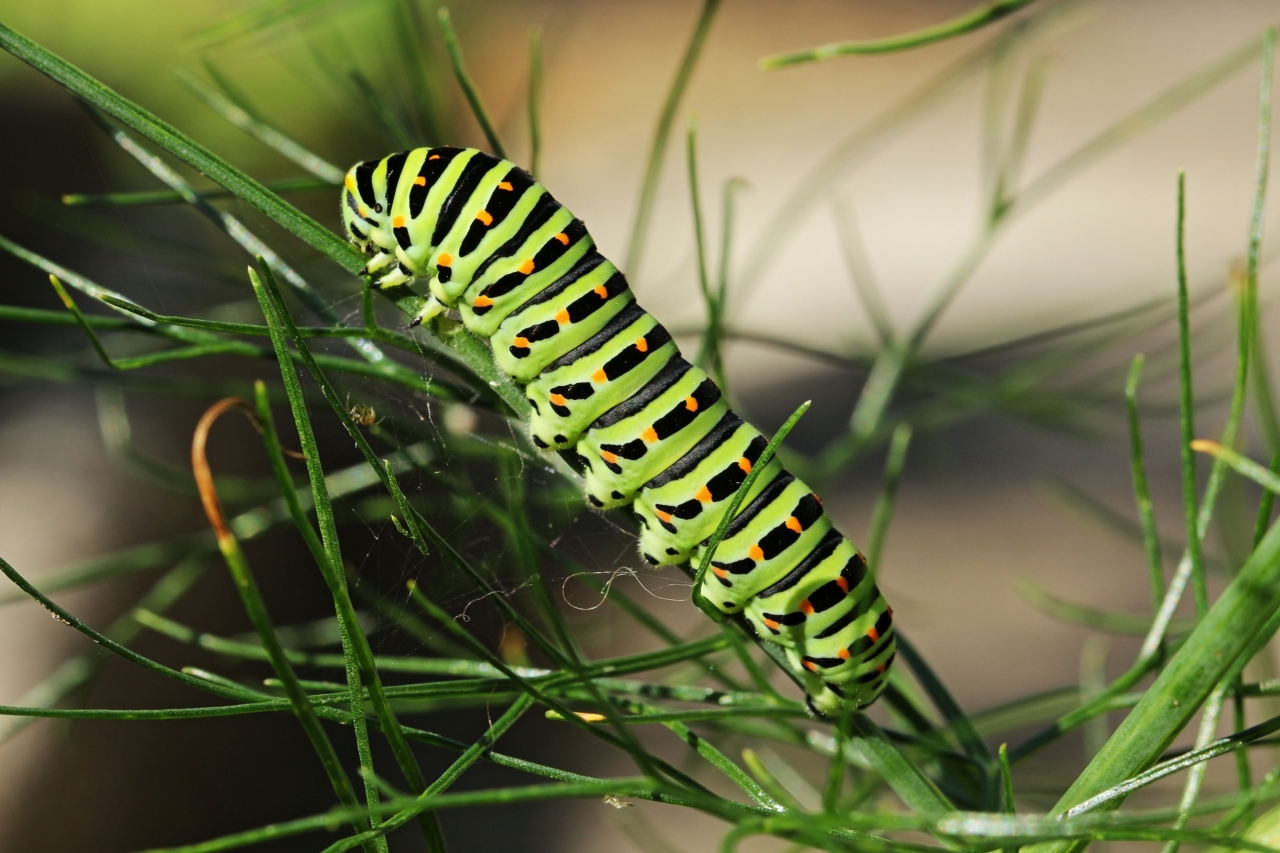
[
  {"xmin": 527, "ymin": 26, "xmax": 543, "ymax": 176},
  {"xmin": 249, "ymin": 266, "xmax": 445, "ymax": 852},
  {"xmin": 1025, "ymin": 518, "xmax": 1280, "ymax": 853},
  {"xmin": 1175, "ymin": 170, "xmax": 1209, "ymax": 618},
  {"xmin": 438, "ymin": 7, "xmax": 506, "ymax": 159},
  {"xmin": 319, "ymin": 696, "xmax": 537, "ymax": 853},
  {"xmin": 687, "ymin": 116, "xmax": 722, "ymax": 387},
  {"xmin": 0, "ymin": 20, "xmax": 363, "ymax": 272},
  {"xmin": 690, "ymin": 401, "xmax": 810, "ymax": 619},
  {"xmin": 191, "ymin": 399, "xmax": 377, "ymax": 853},
  {"xmin": 1126, "ymin": 355, "xmax": 1165, "ymax": 608},
  {"xmin": 46, "ymin": 274, "xmax": 116, "ymax": 368},
  {"xmin": 61, "ymin": 176, "xmax": 337, "ymax": 208},
  {"xmin": 624, "ymin": 0, "xmax": 722, "ymax": 280},
  {"xmin": 760, "ymin": 0, "xmax": 1039, "ymax": 68},
  {"xmin": 866, "ymin": 423, "xmax": 912, "ymax": 574}
]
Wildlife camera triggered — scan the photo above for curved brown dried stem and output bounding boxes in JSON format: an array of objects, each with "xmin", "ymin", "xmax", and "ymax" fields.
[{"xmin": 191, "ymin": 397, "xmax": 259, "ymax": 542}]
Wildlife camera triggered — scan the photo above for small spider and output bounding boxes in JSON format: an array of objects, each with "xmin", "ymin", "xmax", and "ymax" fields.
[{"xmin": 345, "ymin": 394, "xmax": 380, "ymax": 427}]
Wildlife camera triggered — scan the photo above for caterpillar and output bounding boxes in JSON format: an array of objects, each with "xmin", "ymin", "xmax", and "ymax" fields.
[{"xmin": 341, "ymin": 147, "xmax": 895, "ymax": 715}]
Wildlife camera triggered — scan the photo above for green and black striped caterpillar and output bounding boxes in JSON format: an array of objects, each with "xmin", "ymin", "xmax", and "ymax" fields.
[{"xmin": 342, "ymin": 147, "xmax": 895, "ymax": 714}]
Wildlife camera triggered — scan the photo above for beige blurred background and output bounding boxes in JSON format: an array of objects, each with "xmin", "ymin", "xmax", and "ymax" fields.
[{"xmin": 0, "ymin": 1, "xmax": 1278, "ymax": 850}]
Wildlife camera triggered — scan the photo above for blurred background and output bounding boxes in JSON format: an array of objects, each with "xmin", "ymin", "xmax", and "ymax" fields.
[{"xmin": 0, "ymin": 0, "xmax": 1277, "ymax": 850}]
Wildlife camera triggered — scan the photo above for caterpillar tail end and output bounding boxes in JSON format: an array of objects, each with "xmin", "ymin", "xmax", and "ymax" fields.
[{"xmin": 408, "ymin": 296, "xmax": 446, "ymax": 328}]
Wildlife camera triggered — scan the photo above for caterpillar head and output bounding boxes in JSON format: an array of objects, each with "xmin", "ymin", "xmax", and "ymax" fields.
[{"xmin": 342, "ymin": 161, "xmax": 396, "ymax": 259}]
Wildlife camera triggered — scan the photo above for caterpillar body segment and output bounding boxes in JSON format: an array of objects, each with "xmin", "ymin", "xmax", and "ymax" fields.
[
  {"xmin": 489, "ymin": 261, "xmax": 630, "ymax": 380},
  {"xmin": 525, "ymin": 308, "xmax": 678, "ymax": 451},
  {"xmin": 342, "ymin": 147, "xmax": 896, "ymax": 715},
  {"xmin": 577, "ymin": 361, "xmax": 731, "ymax": 510}
]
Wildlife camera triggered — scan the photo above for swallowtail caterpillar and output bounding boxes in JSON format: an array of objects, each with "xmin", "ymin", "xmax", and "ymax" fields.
[{"xmin": 342, "ymin": 147, "xmax": 895, "ymax": 714}]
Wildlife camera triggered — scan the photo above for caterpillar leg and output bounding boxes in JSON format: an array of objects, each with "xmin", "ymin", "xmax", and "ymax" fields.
[
  {"xmin": 375, "ymin": 266, "xmax": 414, "ymax": 290},
  {"xmin": 359, "ymin": 250, "xmax": 398, "ymax": 278},
  {"xmin": 408, "ymin": 295, "xmax": 447, "ymax": 328}
]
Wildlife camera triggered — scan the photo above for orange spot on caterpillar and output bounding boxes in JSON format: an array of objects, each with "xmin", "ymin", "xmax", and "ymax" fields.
[
  {"xmin": 684, "ymin": 396, "xmax": 698, "ymax": 412},
  {"xmin": 748, "ymin": 545, "xmax": 764, "ymax": 561},
  {"xmin": 836, "ymin": 577, "xmax": 850, "ymax": 593},
  {"xmin": 555, "ymin": 309, "xmax": 570, "ymax": 324},
  {"xmin": 476, "ymin": 210, "xmax": 493, "ymax": 226},
  {"xmin": 656, "ymin": 510, "xmax": 674, "ymax": 523},
  {"xmin": 592, "ymin": 368, "xmax": 607, "ymax": 383},
  {"xmin": 358, "ymin": 206, "xmax": 369, "ymax": 218},
  {"xmin": 594, "ymin": 285, "xmax": 608, "ymax": 298},
  {"xmin": 785, "ymin": 517, "xmax": 802, "ymax": 534},
  {"xmin": 392, "ymin": 215, "xmax": 405, "ymax": 228},
  {"xmin": 513, "ymin": 336, "xmax": 529, "ymax": 348},
  {"xmin": 800, "ymin": 600, "xmax": 814, "ymax": 614},
  {"xmin": 712, "ymin": 566, "xmax": 728, "ymax": 579},
  {"xmin": 601, "ymin": 450, "xmax": 618, "ymax": 464},
  {"xmin": 437, "ymin": 253, "xmax": 452, "ymax": 267},
  {"xmin": 414, "ymin": 176, "xmax": 427, "ymax": 186},
  {"xmin": 867, "ymin": 626, "xmax": 880, "ymax": 642},
  {"xmin": 550, "ymin": 393, "xmax": 566, "ymax": 406},
  {"xmin": 473, "ymin": 295, "xmax": 493, "ymax": 308},
  {"xmin": 634, "ymin": 337, "xmax": 648, "ymax": 353},
  {"xmin": 641, "ymin": 427, "xmax": 658, "ymax": 443},
  {"xmin": 345, "ymin": 174, "xmax": 357, "ymax": 191},
  {"xmin": 876, "ymin": 663, "xmax": 887, "ymax": 673},
  {"xmin": 554, "ymin": 232, "xmax": 570, "ymax": 245},
  {"xmin": 838, "ymin": 648, "xmax": 851, "ymax": 660},
  {"xmin": 695, "ymin": 486, "xmax": 712, "ymax": 502},
  {"xmin": 429, "ymin": 154, "xmax": 441, "ymax": 160},
  {"xmin": 738, "ymin": 457, "xmax": 752, "ymax": 474},
  {"xmin": 497, "ymin": 181, "xmax": 513, "ymax": 191},
  {"xmin": 518, "ymin": 258, "xmax": 536, "ymax": 275},
  {"xmin": 764, "ymin": 618, "xmax": 780, "ymax": 630},
  {"xmin": 803, "ymin": 660, "xmax": 819, "ymax": 672}
]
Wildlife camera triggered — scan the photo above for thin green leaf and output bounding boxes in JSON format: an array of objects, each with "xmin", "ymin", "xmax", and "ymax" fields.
[
  {"xmin": 624, "ymin": 0, "xmax": 721, "ymax": 280},
  {"xmin": 322, "ymin": 696, "xmax": 537, "ymax": 853},
  {"xmin": 1015, "ymin": 578, "xmax": 1196, "ymax": 636},
  {"xmin": 191, "ymin": 398, "xmax": 377, "ymax": 852},
  {"xmin": 760, "ymin": 0, "xmax": 1040, "ymax": 68},
  {"xmin": 1024, "ymin": 518, "xmax": 1280, "ymax": 852},
  {"xmin": 848, "ymin": 712, "xmax": 956, "ymax": 817},
  {"xmin": 832, "ymin": 197, "xmax": 893, "ymax": 347},
  {"xmin": 897, "ymin": 635, "xmax": 992, "ymax": 767},
  {"xmin": 1070, "ymin": 698, "xmax": 1280, "ymax": 819},
  {"xmin": 437, "ymin": 8, "xmax": 506, "ymax": 159},
  {"xmin": 1254, "ymin": 452, "xmax": 1280, "ymax": 548},
  {"xmin": 0, "ymin": 557, "xmax": 205, "ymax": 744},
  {"xmin": 406, "ymin": 581, "xmax": 667, "ymax": 785},
  {"xmin": 1126, "ymin": 355, "xmax": 1165, "ymax": 607},
  {"xmin": 252, "ymin": 261, "xmax": 553, "ymax": 663},
  {"xmin": 1162, "ymin": 684, "xmax": 1228, "ymax": 853},
  {"xmin": 0, "ymin": 554, "xmax": 262, "ymax": 704},
  {"xmin": 45, "ymin": 273, "xmax": 116, "ymax": 368},
  {"xmin": 249, "ymin": 264, "xmax": 444, "ymax": 851},
  {"xmin": 690, "ymin": 401, "xmax": 810, "ymax": 619},
  {"xmin": 129, "ymin": 780, "xmax": 661, "ymax": 853},
  {"xmin": 867, "ymin": 423, "xmax": 912, "ymax": 574},
  {"xmin": 349, "ymin": 68, "xmax": 417, "ymax": 150},
  {"xmin": 174, "ymin": 67, "xmax": 344, "ymax": 182},
  {"xmin": 1194, "ymin": 441, "xmax": 1280, "ymax": 495},
  {"xmin": 0, "ymin": 22, "xmax": 363, "ymax": 272},
  {"xmin": 1176, "ymin": 171, "xmax": 1209, "ymax": 617},
  {"xmin": 527, "ymin": 26, "xmax": 543, "ymax": 176}
]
